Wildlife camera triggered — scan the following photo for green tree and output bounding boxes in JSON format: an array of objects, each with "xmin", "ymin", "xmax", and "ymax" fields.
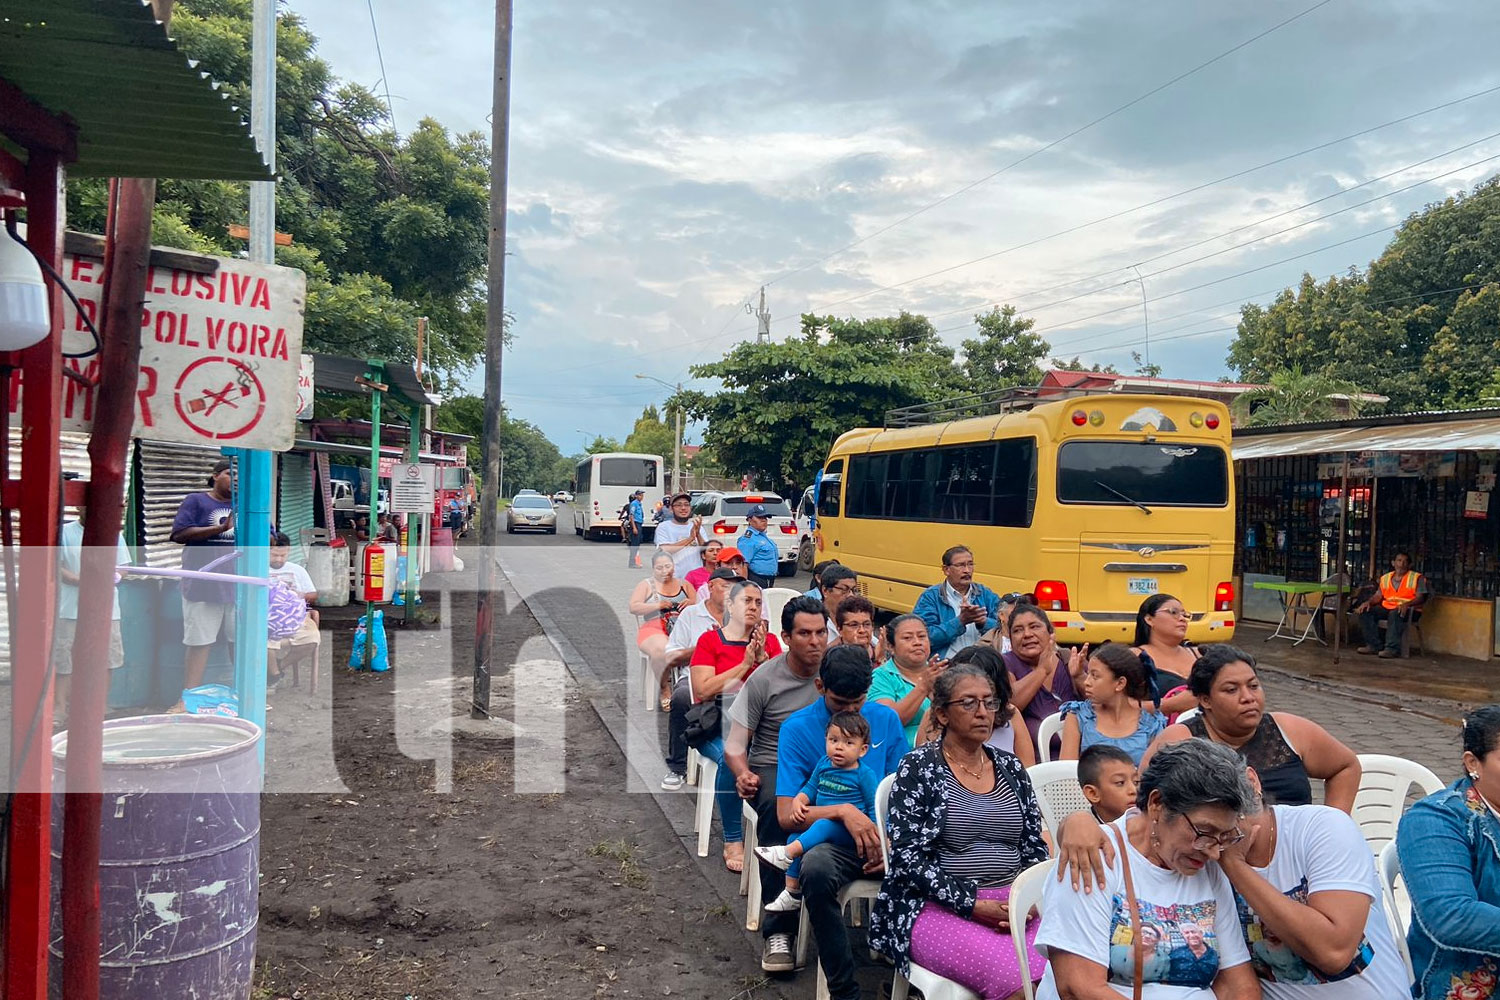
[
  {"xmin": 1050, "ymin": 356, "xmax": 1119, "ymax": 373},
  {"xmin": 432, "ymin": 395, "xmax": 569, "ymax": 492},
  {"xmin": 1230, "ymin": 367, "xmax": 1369, "ymax": 427},
  {"xmin": 623, "ymin": 405, "xmax": 675, "ymax": 459},
  {"xmin": 66, "ymin": 0, "xmax": 495, "ymax": 383},
  {"xmin": 679, "ymin": 312, "xmax": 962, "ymax": 492},
  {"xmin": 1131, "ymin": 352, "xmax": 1163, "ymax": 378},
  {"xmin": 585, "ymin": 436, "xmax": 622, "ymax": 454},
  {"xmin": 958, "ymin": 306, "xmax": 1049, "ymax": 395}
]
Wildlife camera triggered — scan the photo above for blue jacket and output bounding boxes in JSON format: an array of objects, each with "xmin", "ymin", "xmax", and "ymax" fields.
[
  {"xmin": 1397, "ymin": 778, "xmax": 1500, "ymax": 999},
  {"xmin": 738, "ymin": 525, "xmax": 779, "ymax": 576},
  {"xmin": 913, "ymin": 582, "xmax": 1001, "ymax": 657}
]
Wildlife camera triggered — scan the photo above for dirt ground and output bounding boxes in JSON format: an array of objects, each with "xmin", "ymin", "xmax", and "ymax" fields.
[{"xmin": 251, "ymin": 556, "xmax": 779, "ymax": 999}]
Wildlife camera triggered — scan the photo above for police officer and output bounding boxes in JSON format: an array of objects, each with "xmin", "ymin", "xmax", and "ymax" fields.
[{"xmin": 739, "ymin": 503, "xmax": 780, "ymax": 588}]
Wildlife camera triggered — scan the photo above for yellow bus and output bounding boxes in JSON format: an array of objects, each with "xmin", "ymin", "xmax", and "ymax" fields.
[{"xmin": 812, "ymin": 391, "xmax": 1237, "ymax": 645}]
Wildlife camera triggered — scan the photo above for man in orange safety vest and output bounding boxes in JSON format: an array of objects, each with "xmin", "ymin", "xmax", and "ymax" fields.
[{"xmin": 1355, "ymin": 551, "xmax": 1429, "ymax": 658}]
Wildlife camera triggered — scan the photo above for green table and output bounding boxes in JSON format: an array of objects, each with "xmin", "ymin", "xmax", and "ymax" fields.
[{"xmin": 1253, "ymin": 581, "xmax": 1345, "ymax": 646}]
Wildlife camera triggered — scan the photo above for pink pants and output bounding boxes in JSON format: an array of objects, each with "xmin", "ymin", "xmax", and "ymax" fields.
[{"xmin": 908, "ymin": 885, "xmax": 1045, "ymax": 1000}]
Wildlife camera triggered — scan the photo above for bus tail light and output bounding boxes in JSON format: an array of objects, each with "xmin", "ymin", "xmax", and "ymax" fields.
[
  {"xmin": 1205, "ymin": 412, "xmax": 1221, "ymax": 430},
  {"xmin": 1034, "ymin": 580, "xmax": 1071, "ymax": 611},
  {"xmin": 1215, "ymin": 581, "xmax": 1235, "ymax": 612},
  {"xmin": 1070, "ymin": 410, "xmax": 1088, "ymax": 426},
  {"xmin": 712, "ymin": 520, "xmax": 736, "ymax": 535}
]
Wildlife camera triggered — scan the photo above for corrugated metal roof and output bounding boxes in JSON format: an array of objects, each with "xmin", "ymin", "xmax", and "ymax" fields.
[
  {"xmin": 1232, "ymin": 415, "xmax": 1500, "ymax": 460},
  {"xmin": 0, "ymin": 0, "xmax": 270, "ymax": 180}
]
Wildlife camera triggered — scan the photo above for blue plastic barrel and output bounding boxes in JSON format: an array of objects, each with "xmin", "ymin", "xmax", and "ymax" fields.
[{"xmin": 49, "ymin": 715, "xmax": 261, "ymax": 999}]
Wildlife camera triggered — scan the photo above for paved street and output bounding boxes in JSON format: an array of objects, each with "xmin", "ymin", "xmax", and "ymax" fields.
[{"xmin": 497, "ymin": 513, "xmax": 1468, "ymax": 791}]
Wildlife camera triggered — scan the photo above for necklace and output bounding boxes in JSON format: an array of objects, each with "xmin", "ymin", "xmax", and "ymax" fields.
[{"xmin": 943, "ymin": 744, "xmax": 988, "ymax": 781}]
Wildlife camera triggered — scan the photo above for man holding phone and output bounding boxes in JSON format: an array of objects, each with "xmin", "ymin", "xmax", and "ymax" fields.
[{"xmin": 912, "ymin": 544, "xmax": 1001, "ymax": 659}]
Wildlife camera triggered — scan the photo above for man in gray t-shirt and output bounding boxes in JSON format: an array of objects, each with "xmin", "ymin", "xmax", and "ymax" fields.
[{"xmin": 723, "ymin": 595, "xmax": 829, "ymax": 971}]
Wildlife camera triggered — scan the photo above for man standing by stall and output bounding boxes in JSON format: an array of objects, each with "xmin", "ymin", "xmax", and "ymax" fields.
[{"xmin": 169, "ymin": 457, "xmax": 238, "ymax": 710}]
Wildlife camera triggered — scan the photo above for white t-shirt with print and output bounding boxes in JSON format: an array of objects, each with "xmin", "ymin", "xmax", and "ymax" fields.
[
  {"xmin": 1235, "ymin": 804, "xmax": 1409, "ymax": 1000},
  {"xmin": 1036, "ymin": 816, "xmax": 1252, "ymax": 1000},
  {"xmin": 270, "ymin": 560, "xmax": 316, "ymax": 597},
  {"xmin": 652, "ymin": 520, "xmax": 698, "ymax": 579}
]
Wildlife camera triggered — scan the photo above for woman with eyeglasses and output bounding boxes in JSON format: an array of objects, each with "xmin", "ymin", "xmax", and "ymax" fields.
[
  {"xmin": 1142, "ymin": 644, "xmax": 1361, "ymax": 811},
  {"xmin": 1132, "ymin": 594, "xmax": 1206, "ymax": 718},
  {"xmin": 870, "ymin": 663, "xmax": 1050, "ymax": 1000},
  {"xmin": 1035, "ymin": 740, "xmax": 1261, "ymax": 1000}
]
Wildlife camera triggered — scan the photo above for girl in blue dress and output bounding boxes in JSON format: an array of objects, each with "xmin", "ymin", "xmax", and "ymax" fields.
[{"xmin": 1059, "ymin": 644, "xmax": 1166, "ymax": 765}]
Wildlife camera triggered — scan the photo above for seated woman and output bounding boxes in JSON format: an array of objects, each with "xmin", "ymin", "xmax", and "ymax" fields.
[
  {"xmin": 683, "ymin": 538, "xmax": 722, "ymax": 593},
  {"xmin": 868, "ymin": 614, "xmax": 938, "ymax": 749},
  {"xmin": 1036, "ymin": 739, "xmax": 1260, "ymax": 1000},
  {"xmin": 1142, "ymin": 644, "xmax": 1361, "ymax": 810},
  {"xmin": 628, "ymin": 549, "xmax": 696, "ymax": 710},
  {"xmin": 1002, "ymin": 604, "xmax": 1086, "ymax": 754},
  {"xmin": 1059, "ymin": 644, "xmax": 1166, "ymax": 765},
  {"xmin": 940, "ymin": 644, "xmax": 1037, "ymax": 767},
  {"xmin": 869, "ymin": 663, "xmax": 1050, "ymax": 1000},
  {"xmin": 690, "ymin": 581, "xmax": 782, "ymax": 873},
  {"xmin": 1131, "ymin": 593, "xmax": 1201, "ymax": 718},
  {"xmin": 1397, "ymin": 704, "xmax": 1500, "ymax": 999}
]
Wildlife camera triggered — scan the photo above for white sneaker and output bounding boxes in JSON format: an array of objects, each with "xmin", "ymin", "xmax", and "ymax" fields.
[
  {"xmin": 754, "ymin": 844, "xmax": 793, "ymax": 871},
  {"xmin": 761, "ymin": 932, "xmax": 795, "ymax": 972},
  {"xmin": 660, "ymin": 772, "xmax": 686, "ymax": 791},
  {"xmin": 764, "ymin": 889, "xmax": 802, "ymax": 913}
]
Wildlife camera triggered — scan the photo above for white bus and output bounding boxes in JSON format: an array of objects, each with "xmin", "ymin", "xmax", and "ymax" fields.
[{"xmin": 573, "ymin": 452, "xmax": 665, "ymax": 541}]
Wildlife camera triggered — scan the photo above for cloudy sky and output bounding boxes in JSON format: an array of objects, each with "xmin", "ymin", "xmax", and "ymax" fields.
[{"xmin": 290, "ymin": 0, "xmax": 1500, "ymax": 453}]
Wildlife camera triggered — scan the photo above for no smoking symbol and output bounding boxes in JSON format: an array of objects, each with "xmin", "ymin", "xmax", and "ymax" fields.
[{"xmin": 173, "ymin": 356, "xmax": 267, "ymax": 441}]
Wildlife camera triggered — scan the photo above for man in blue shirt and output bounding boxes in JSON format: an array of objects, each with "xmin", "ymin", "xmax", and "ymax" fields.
[
  {"xmin": 912, "ymin": 544, "xmax": 1001, "ymax": 658},
  {"xmin": 765, "ymin": 646, "xmax": 904, "ymax": 990},
  {"xmin": 740, "ymin": 503, "xmax": 780, "ymax": 588},
  {"xmin": 625, "ymin": 489, "xmax": 645, "ymax": 568}
]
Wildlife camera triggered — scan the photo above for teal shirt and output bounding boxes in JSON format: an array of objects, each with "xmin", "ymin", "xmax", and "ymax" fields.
[{"xmin": 868, "ymin": 659, "xmax": 928, "ymax": 749}]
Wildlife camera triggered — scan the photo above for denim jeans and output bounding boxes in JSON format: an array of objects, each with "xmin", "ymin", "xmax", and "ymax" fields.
[
  {"xmin": 1359, "ymin": 606, "xmax": 1417, "ymax": 652},
  {"xmin": 697, "ymin": 735, "xmax": 742, "ymax": 844},
  {"xmin": 664, "ymin": 677, "xmax": 691, "ymax": 775}
]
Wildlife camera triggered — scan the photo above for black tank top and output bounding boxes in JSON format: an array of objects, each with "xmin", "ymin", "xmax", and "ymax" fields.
[{"xmin": 1184, "ymin": 713, "xmax": 1311, "ymax": 806}]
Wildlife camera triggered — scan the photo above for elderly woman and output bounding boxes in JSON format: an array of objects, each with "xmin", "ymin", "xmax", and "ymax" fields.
[
  {"xmin": 1143, "ymin": 644, "xmax": 1360, "ymax": 810},
  {"xmin": 1397, "ymin": 704, "xmax": 1500, "ymax": 999},
  {"xmin": 1036, "ymin": 739, "xmax": 1260, "ymax": 1000},
  {"xmin": 942, "ymin": 645, "xmax": 1037, "ymax": 766},
  {"xmin": 1003, "ymin": 603, "xmax": 1086, "ymax": 752},
  {"xmin": 628, "ymin": 549, "xmax": 696, "ymax": 711},
  {"xmin": 869, "ymin": 663, "xmax": 1050, "ymax": 1000}
]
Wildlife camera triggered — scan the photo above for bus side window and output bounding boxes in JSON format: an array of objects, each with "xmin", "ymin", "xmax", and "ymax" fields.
[{"xmin": 818, "ymin": 460, "xmax": 843, "ymax": 518}]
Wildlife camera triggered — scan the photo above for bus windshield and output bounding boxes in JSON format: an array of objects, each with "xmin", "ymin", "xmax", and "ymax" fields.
[
  {"xmin": 597, "ymin": 457, "xmax": 659, "ymax": 488},
  {"xmin": 1057, "ymin": 441, "xmax": 1228, "ymax": 507}
]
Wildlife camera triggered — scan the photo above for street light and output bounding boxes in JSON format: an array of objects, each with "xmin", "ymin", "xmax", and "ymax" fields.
[{"xmin": 635, "ymin": 373, "xmax": 682, "ymax": 495}]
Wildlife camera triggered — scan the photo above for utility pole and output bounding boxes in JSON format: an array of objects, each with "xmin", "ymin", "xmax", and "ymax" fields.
[
  {"xmin": 473, "ymin": 0, "xmax": 512, "ymax": 719},
  {"xmin": 1130, "ymin": 264, "xmax": 1150, "ymax": 373},
  {"xmin": 672, "ymin": 390, "xmax": 682, "ymax": 494},
  {"xmin": 755, "ymin": 286, "xmax": 770, "ymax": 343}
]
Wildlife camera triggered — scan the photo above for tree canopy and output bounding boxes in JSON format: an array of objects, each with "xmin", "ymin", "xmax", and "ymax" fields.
[
  {"xmin": 434, "ymin": 396, "xmax": 571, "ymax": 493},
  {"xmin": 66, "ymin": 0, "xmax": 493, "ymax": 385},
  {"xmin": 623, "ymin": 405, "xmax": 676, "ymax": 460},
  {"xmin": 959, "ymin": 306, "xmax": 1050, "ymax": 395},
  {"xmin": 1227, "ymin": 176, "xmax": 1500, "ymax": 411}
]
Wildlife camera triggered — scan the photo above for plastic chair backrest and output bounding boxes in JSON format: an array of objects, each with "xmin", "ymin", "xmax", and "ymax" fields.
[
  {"xmin": 1377, "ymin": 840, "xmax": 1416, "ymax": 983},
  {"xmin": 760, "ymin": 587, "xmax": 804, "ymax": 635},
  {"xmin": 873, "ymin": 771, "xmax": 898, "ymax": 870},
  {"xmin": 1037, "ymin": 712, "xmax": 1064, "ymax": 763},
  {"xmin": 1025, "ymin": 760, "xmax": 1089, "ymax": 839},
  {"xmin": 1354, "ymin": 754, "xmax": 1443, "ymax": 855},
  {"xmin": 1008, "ymin": 858, "xmax": 1057, "ymax": 1000},
  {"xmin": 1175, "ymin": 706, "xmax": 1201, "ymax": 724}
]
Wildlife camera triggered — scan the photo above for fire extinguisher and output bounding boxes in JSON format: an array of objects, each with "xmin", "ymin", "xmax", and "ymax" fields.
[{"xmin": 363, "ymin": 543, "xmax": 387, "ymax": 602}]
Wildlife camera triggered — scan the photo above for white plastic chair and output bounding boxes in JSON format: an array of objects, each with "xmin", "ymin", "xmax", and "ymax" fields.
[
  {"xmin": 1037, "ymin": 712, "xmax": 1064, "ymax": 763},
  {"xmin": 1026, "ymin": 760, "xmax": 1090, "ymax": 840},
  {"xmin": 1009, "ymin": 858, "xmax": 1057, "ymax": 1000},
  {"xmin": 741, "ymin": 801, "xmax": 761, "ymax": 929},
  {"xmin": 1175, "ymin": 705, "xmax": 1200, "ymax": 724},
  {"xmin": 691, "ymin": 751, "xmax": 719, "ymax": 858},
  {"xmin": 797, "ymin": 773, "xmax": 898, "ymax": 1000},
  {"xmin": 760, "ymin": 587, "xmax": 803, "ymax": 635},
  {"xmin": 1354, "ymin": 754, "xmax": 1443, "ymax": 856},
  {"xmin": 1378, "ymin": 841, "xmax": 1416, "ymax": 984}
]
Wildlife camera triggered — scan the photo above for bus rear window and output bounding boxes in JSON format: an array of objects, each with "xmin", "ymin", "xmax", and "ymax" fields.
[
  {"xmin": 597, "ymin": 458, "xmax": 659, "ymax": 488},
  {"xmin": 1057, "ymin": 442, "xmax": 1228, "ymax": 507}
]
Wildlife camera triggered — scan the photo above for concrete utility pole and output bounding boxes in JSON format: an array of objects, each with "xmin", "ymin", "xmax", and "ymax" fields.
[
  {"xmin": 634, "ymin": 373, "xmax": 682, "ymax": 493},
  {"xmin": 755, "ymin": 286, "xmax": 770, "ymax": 343},
  {"xmin": 473, "ymin": 0, "xmax": 512, "ymax": 718}
]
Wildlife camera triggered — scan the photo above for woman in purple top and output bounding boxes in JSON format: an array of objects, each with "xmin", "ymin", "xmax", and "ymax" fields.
[{"xmin": 1002, "ymin": 604, "xmax": 1086, "ymax": 752}]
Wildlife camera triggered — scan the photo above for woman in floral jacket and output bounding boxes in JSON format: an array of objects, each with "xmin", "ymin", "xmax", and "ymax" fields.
[
  {"xmin": 1397, "ymin": 704, "xmax": 1500, "ymax": 1000},
  {"xmin": 869, "ymin": 662, "xmax": 1050, "ymax": 1000}
]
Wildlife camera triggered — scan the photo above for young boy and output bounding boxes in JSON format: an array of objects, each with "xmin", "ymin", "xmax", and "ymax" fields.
[
  {"xmin": 754, "ymin": 711, "xmax": 879, "ymax": 912},
  {"xmin": 1078, "ymin": 743, "xmax": 1137, "ymax": 823}
]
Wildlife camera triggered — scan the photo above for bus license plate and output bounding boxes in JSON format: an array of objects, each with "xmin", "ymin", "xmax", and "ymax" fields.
[{"xmin": 1128, "ymin": 577, "xmax": 1158, "ymax": 595}]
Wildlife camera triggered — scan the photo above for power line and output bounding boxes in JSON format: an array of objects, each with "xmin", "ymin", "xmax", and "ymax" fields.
[
  {"xmin": 366, "ymin": 0, "xmax": 399, "ymax": 138},
  {"xmin": 782, "ymin": 84, "xmax": 1500, "ymax": 324},
  {"xmin": 760, "ymin": 0, "xmax": 1337, "ymax": 290}
]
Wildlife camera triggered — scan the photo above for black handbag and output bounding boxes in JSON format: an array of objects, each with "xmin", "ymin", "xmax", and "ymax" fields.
[{"xmin": 683, "ymin": 696, "xmax": 722, "ymax": 749}]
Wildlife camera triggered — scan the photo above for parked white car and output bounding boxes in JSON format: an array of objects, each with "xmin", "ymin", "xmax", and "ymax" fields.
[{"xmin": 689, "ymin": 491, "xmax": 800, "ymax": 577}]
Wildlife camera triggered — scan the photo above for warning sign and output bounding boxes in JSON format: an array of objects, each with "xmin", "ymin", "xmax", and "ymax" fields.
[
  {"xmin": 390, "ymin": 463, "xmax": 436, "ymax": 513},
  {"xmin": 42, "ymin": 248, "xmax": 306, "ymax": 451}
]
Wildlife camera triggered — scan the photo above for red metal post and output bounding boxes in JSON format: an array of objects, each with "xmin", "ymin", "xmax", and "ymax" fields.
[
  {"xmin": 6, "ymin": 149, "xmax": 65, "ymax": 1000},
  {"xmin": 62, "ymin": 176, "xmax": 155, "ymax": 1000}
]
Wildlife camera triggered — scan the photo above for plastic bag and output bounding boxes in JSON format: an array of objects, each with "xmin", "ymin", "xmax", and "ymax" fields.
[
  {"xmin": 348, "ymin": 610, "xmax": 391, "ymax": 672},
  {"xmin": 267, "ymin": 582, "xmax": 309, "ymax": 639},
  {"xmin": 182, "ymin": 684, "xmax": 240, "ymax": 717}
]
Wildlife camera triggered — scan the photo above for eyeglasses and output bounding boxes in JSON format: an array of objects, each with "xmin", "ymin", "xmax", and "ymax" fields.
[
  {"xmin": 1177, "ymin": 813, "xmax": 1245, "ymax": 852},
  {"xmin": 825, "ymin": 582, "xmax": 858, "ymax": 595},
  {"xmin": 944, "ymin": 696, "xmax": 999, "ymax": 714},
  {"xmin": 1157, "ymin": 607, "xmax": 1191, "ymax": 619}
]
